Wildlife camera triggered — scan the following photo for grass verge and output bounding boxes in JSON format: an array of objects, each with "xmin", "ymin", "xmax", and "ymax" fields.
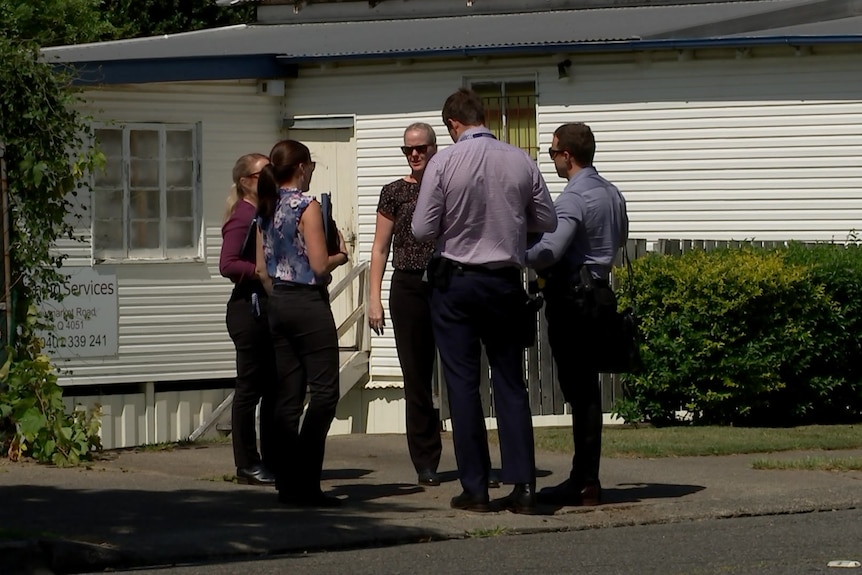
[
  {"xmin": 751, "ymin": 456, "xmax": 862, "ymax": 471},
  {"xmin": 488, "ymin": 425, "xmax": 862, "ymax": 458}
]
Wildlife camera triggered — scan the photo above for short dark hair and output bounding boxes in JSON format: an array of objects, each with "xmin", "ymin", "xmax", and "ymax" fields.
[
  {"xmin": 442, "ymin": 88, "xmax": 485, "ymax": 128},
  {"xmin": 553, "ymin": 123, "xmax": 596, "ymax": 166}
]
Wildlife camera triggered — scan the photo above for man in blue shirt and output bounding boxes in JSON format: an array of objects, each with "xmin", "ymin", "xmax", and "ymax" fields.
[
  {"xmin": 526, "ymin": 123, "xmax": 629, "ymax": 506},
  {"xmin": 414, "ymin": 88, "xmax": 556, "ymax": 514}
]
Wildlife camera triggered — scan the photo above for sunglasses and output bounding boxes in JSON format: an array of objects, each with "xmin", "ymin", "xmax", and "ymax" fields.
[
  {"xmin": 245, "ymin": 171, "xmax": 262, "ymax": 179},
  {"xmin": 548, "ymin": 148, "xmax": 565, "ymax": 159},
  {"xmin": 401, "ymin": 145, "xmax": 431, "ymax": 155}
]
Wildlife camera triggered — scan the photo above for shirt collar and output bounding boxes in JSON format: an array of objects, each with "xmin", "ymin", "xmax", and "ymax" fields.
[
  {"xmin": 568, "ymin": 166, "xmax": 598, "ymax": 186},
  {"xmin": 457, "ymin": 126, "xmax": 494, "ymax": 143}
]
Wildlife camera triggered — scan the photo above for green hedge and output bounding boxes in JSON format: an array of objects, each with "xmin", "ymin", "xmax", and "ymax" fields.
[{"xmin": 614, "ymin": 243, "xmax": 862, "ymax": 426}]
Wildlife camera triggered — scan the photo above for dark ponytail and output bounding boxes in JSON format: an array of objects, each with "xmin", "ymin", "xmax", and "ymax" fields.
[
  {"xmin": 256, "ymin": 163, "xmax": 280, "ymax": 222},
  {"xmin": 256, "ymin": 139, "xmax": 312, "ymax": 223}
]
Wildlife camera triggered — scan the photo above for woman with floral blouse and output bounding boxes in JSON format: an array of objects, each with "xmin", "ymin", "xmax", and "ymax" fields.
[{"xmin": 255, "ymin": 139, "xmax": 349, "ymax": 507}]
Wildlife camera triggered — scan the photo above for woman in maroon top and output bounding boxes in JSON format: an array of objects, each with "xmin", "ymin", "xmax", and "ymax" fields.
[
  {"xmin": 219, "ymin": 152, "xmax": 276, "ymax": 486},
  {"xmin": 369, "ymin": 123, "xmax": 442, "ymax": 486}
]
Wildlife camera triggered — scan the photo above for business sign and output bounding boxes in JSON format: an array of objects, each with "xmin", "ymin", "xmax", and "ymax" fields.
[{"xmin": 38, "ymin": 267, "xmax": 118, "ymax": 359}]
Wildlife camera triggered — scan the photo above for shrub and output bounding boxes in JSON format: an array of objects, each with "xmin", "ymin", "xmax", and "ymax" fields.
[{"xmin": 615, "ymin": 246, "xmax": 849, "ymax": 426}]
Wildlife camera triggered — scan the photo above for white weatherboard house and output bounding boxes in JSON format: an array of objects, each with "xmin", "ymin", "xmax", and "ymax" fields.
[{"xmin": 44, "ymin": 0, "xmax": 862, "ymax": 448}]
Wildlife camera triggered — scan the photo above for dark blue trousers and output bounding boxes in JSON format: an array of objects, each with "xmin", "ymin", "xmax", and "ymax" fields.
[{"xmin": 431, "ymin": 272, "xmax": 535, "ymax": 496}]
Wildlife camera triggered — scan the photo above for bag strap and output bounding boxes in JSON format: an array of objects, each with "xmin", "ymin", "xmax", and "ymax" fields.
[{"xmin": 621, "ymin": 245, "xmax": 638, "ymax": 315}]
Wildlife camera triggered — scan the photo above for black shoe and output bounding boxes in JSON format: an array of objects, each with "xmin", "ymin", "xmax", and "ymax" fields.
[
  {"xmin": 501, "ymin": 483, "xmax": 538, "ymax": 514},
  {"xmin": 278, "ymin": 489, "xmax": 343, "ymax": 507},
  {"xmin": 417, "ymin": 469, "xmax": 441, "ymax": 487},
  {"xmin": 488, "ymin": 470, "xmax": 502, "ymax": 489},
  {"xmin": 236, "ymin": 464, "xmax": 276, "ymax": 486},
  {"xmin": 450, "ymin": 491, "xmax": 491, "ymax": 513},
  {"xmin": 537, "ymin": 479, "xmax": 602, "ymax": 507}
]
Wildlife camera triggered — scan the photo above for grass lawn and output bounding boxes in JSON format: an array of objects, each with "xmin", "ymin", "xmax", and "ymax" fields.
[{"xmin": 488, "ymin": 424, "xmax": 862, "ymax": 458}]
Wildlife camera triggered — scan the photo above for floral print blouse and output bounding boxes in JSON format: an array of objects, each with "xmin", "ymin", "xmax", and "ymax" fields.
[
  {"xmin": 258, "ymin": 188, "xmax": 317, "ymax": 285},
  {"xmin": 377, "ymin": 179, "xmax": 435, "ymax": 271}
]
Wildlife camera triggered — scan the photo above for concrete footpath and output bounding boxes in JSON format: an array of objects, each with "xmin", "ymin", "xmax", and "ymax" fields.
[{"xmin": 1, "ymin": 433, "xmax": 860, "ymax": 574}]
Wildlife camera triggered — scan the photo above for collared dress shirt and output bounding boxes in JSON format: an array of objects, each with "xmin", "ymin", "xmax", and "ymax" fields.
[
  {"xmin": 526, "ymin": 166, "xmax": 628, "ymax": 281},
  {"xmin": 412, "ymin": 126, "xmax": 556, "ymax": 267}
]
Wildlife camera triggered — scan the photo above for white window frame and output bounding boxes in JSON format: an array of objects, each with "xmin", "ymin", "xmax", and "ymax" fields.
[{"xmin": 91, "ymin": 122, "xmax": 203, "ymax": 263}]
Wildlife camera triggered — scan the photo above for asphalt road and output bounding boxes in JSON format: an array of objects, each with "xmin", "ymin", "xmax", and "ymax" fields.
[{"xmin": 98, "ymin": 508, "xmax": 862, "ymax": 575}]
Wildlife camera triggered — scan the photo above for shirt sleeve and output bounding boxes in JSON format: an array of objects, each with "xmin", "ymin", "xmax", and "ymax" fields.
[
  {"xmin": 526, "ymin": 165, "xmax": 557, "ymax": 234},
  {"xmin": 412, "ymin": 156, "xmax": 444, "ymax": 242},
  {"xmin": 526, "ymin": 192, "xmax": 581, "ymax": 270},
  {"xmin": 220, "ymin": 206, "xmax": 257, "ymax": 283},
  {"xmin": 376, "ymin": 183, "xmax": 397, "ymax": 221}
]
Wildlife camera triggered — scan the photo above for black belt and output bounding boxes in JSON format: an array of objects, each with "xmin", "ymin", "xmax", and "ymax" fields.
[
  {"xmin": 272, "ymin": 281, "xmax": 324, "ymax": 292},
  {"xmin": 230, "ymin": 281, "xmax": 266, "ymax": 302},
  {"xmin": 393, "ymin": 269, "xmax": 426, "ymax": 276},
  {"xmin": 455, "ymin": 262, "xmax": 520, "ymax": 281}
]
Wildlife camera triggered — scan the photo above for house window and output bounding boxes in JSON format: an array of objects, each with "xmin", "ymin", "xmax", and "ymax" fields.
[
  {"xmin": 471, "ymin": 80, "xmax": 538, "ymax": 160},
  {"xmin": 92, "ymin": 124, "xmax": 201, "ymax": 261}
]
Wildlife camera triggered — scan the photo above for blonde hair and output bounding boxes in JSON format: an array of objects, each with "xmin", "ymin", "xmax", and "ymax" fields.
[
  {"xmin": 405, "ymin": 122, "xmax": 437, "ymax": 145},
  {"xmin": 223, "ymin": 153, "xmax": 268, "ymax": 223}
]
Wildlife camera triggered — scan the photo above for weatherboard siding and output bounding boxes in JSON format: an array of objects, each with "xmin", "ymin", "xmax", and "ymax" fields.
[
  {"xmin": 538, "ymin": 52, "xmax": 862, "ymax": 242},
  {"xmin": 56, "ymin": 80, "xmax": 284, "ymax": 386}
]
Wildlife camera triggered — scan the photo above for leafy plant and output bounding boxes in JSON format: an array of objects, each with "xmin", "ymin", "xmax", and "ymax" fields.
[
  {"xmin": 614, "ymin": 245, "xmax": 861, "ymax": 426},
  {"xmin": 101, "ymin": 0, "xmax": 255, "ymax": 40},
  {"xmin": 0, "ymin": 0, "xmax": 118, "ymax": 46},
  {"xmin": 0, "ymin": 38, "xmax": 104, "ymax": 464},
  {"xmin": 0, "ymin": 306, "xmax": 102, "ymax": 465}
]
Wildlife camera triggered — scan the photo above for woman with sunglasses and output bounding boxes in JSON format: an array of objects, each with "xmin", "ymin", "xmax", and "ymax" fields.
[
  {"xmin": 219, "ymin": 153, "xmax": 277, "ymax": 487},
  {"xmin": 369, "ymin": 123, "xmax": 443, "ymax": 487},
  {"xmin": 255, "ymin": 139, "xmax": 349, "ymax": 507}
]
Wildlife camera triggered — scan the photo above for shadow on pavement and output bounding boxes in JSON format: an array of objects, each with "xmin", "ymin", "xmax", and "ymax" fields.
[
  {"xmin": 0, "ymin": 479, "xmax": 441, "ymax": 573},
  {"xmin": 604, "ymin": 482, "xmax": 706, "ymax": 504}
]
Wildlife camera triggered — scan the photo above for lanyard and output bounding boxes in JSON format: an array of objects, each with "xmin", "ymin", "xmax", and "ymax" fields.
[{"xmin": 469, "ymin": 132, "xmax": 497, "ymax": 140}]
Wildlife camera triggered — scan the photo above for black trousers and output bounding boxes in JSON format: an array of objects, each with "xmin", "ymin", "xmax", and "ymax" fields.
[
  {"xmin": 225, "ymin": 295, "xmax": 277, "ymax": 470},
  {"xmin": 267, "ymin": 285, "xmax": 340, "ymax": 494},
  {"xmin": 431, "ymin": 271, "xmax": 535, "ymax": 496},
  {"xmin": 544, "ymin": 293, "xmax": 603, "ymax": 488},
  {"xmin": 389, "ymin": 270, "xmax": 442, "ymax": 474}
]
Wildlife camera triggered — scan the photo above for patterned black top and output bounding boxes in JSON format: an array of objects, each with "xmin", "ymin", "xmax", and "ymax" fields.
[{"xmin": 377, "ymin": 179, "xmax": 435, "ymax": 271}]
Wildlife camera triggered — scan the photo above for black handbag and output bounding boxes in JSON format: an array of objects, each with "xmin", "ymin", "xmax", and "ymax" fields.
[
  {"xmin": 591, "ymin": 249, "xmax": 643, "ymax": 374},
  {"xmin": 320, "ymin": 192, "xmax": 340, "ymax": 255}
]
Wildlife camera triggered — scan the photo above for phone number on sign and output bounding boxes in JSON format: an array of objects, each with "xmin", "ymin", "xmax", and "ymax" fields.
[{"xmin": 41, "ymin": 333, "xmax": 109, "ymax": 349}]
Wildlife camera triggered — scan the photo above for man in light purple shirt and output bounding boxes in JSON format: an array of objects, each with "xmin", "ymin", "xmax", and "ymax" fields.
[
  {"xmin": 526, "ymin": 122, "xmax": 628, "ymax": 508},
  {"xmin": 412, "ymin": 88, "xmax": 556, "ymax": 514}
]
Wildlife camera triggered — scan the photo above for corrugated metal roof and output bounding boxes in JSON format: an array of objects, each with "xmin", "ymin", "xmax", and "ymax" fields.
[
  {"xmin": 727, "ymin": 14, "xmax": 862, "ymax": 36},
  {"xmin": 44, "ymin": 0, "xmax": 862, "ymax": 64}
]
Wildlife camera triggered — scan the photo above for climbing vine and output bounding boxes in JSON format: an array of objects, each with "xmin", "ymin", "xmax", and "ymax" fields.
[{"xmin": 0, "ymin": 38, "xmax": 103, "ymax": 465}]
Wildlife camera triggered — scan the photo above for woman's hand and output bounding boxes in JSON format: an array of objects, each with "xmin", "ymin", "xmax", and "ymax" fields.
[
  {"xmin": 333, "ymin": 228, "xmax": 349, "ymax": 269},
  {"xmin": 337, "ymin": 229, "xmax": 348, "ymax": 256},
  {"xmin": 368, "ymin": 298, "xmax": 385, "ymax": 335}
]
